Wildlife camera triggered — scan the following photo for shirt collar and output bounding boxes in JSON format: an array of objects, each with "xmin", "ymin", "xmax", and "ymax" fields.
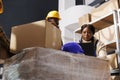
[{"xmin": 82, "ymin": 39, "xmax": 92, "ymax": 43}]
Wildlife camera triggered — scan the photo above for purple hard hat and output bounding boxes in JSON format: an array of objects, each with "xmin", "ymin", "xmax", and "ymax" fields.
[{"xmin": 61, "ymin": 42, "xmax": 84, "ymax": 54}]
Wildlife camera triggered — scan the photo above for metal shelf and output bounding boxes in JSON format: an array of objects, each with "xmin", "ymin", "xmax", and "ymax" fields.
[
  {"xmin": 75, "ymin": 11, "xmax": 115, "ymax": 33},
  {"xmin": 89, "ymin": 11, "xmax": 114, "ymax": 31}
]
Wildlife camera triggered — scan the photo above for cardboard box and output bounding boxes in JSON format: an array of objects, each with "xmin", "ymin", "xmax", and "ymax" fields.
[
  {"xmin": 91, "ymin": 0, "xmax": 120, "ymax": 21},
  {"xmin": 94, "ymin": 25, "xmax": 116, "ymax": 46},
  {"xmin": 79, "ymin": 13, "xmax": 91, "ymax": 27},
  {"xmin": 3, "ymin": 47, "xmax": 111, "ymax": 80},
  {"xmin": 107, "ymin": 54, "xmax": 118, "ymax": 70},
  {"xmin": 10, "ymin": 20, "xmax": 62, "ymax": 53}
]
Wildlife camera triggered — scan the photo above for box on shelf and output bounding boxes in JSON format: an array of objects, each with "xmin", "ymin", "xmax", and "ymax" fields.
[
  {"xmin": 94, "ymin": 25, "xmax": 119, "ymax": 69},
  {"xmin": 79, "ymin": 13, "xmax": 91, "ymax": 27},
  {"xmin": 91, "ymin": 0, "xmax": 120, "ymax": 21}
]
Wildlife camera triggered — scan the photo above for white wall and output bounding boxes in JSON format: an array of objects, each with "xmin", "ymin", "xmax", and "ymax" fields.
[
  {"xmin": 59, "ymin": 0, "xmax": 75, "ymax": 13},
  {"xmin": 59, "ymin": 3, "xmax": 93, "ymax": 44}
]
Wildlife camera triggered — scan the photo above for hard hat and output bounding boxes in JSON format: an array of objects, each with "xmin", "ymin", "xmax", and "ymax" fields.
[
  {"xmin": 46, "ymin": 10, "xmax": 61, "ymax": 20},
  {"xmin": 61, "ymin": 42, "xmax": 84, "ymax": 54},
  {"xmin": 0, "ymin": 0, "xmax": 3, "ymax": 14}
]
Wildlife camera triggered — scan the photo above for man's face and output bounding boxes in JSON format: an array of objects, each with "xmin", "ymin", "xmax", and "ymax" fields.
[
  {"xmin": 47, "ymin": 18, "xmax": 59, "ymax": 26},
  {"xmin": 81, "ymin": 27, "xmax": 93, "ymax": 41}
]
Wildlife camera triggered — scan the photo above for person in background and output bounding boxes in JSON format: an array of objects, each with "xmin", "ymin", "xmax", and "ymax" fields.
[
  {"xmin": 46, "ymin": 10, "xmax": 63, "ymax": 48},
  {"xmin": 78, "ymin": 24, "xmax": 107, "ymax": 59},
  {"xmin": 46, "ymin": 10, "xmax": 61, "ymax": 29}
]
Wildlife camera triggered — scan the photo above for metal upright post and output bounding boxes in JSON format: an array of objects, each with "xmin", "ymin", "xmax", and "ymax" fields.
[
  {"xmin": 116, "ymin": 9, "xmax": 120, "ymax": 74},
  {"xmin": 113, "ymin": 10, "xmax": 120, "ymax": 54},
  {"xmin": 109, "ymin": 10, "xmax": 120, "ymax": 76}
]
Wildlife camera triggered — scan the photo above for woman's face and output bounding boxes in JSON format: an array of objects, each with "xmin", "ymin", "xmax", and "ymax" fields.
[{"xmin": 81, "ymin": 27, "xmax": 93, "ymax": 41}]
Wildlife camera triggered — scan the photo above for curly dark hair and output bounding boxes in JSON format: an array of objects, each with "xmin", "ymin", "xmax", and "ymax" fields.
[{"xmin": 80, "ymin": 24, "xmax": 95, "ymax": 35}]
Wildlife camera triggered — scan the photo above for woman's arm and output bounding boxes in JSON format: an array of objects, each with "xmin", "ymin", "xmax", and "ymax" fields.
[{"xmin": 96, "ymin": 40, "xmax": 107, "ymax": 59}]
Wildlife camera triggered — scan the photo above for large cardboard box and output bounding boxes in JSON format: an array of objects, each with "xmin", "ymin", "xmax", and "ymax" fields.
[
  {"xmin": 10, "ymin": 20, "xmax": 62, "ymax": 53},
  {"xmin": 3, "ymin": 47, "xmax": 111, "ymax": 80},
  {"xmin": 91, "ymin": 0, "xmax": 120, "ymax": 21}
]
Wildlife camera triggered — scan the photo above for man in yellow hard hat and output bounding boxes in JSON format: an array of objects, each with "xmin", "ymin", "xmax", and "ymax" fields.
[
  {"xmin": 46, "ymin": 10, "xmax": 61, "ymax": 29},
  {"xmin": 46, "ymin": 10, "xmax": 63, "ymax": 47}
]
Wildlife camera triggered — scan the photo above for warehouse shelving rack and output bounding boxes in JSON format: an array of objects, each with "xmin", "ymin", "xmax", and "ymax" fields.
[{"xmin": 74, "ymin": 10, "xmax": 120, "ymax": 75}]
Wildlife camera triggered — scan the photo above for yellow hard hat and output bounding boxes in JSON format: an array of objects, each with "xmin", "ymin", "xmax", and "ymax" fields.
[
  {"xmin": 0, "ymin": 0, "xmax": 3, "ymax": 14},
  {"xmin": 46, "ymin": 10, "xmax": 61, "ymax": 20}
]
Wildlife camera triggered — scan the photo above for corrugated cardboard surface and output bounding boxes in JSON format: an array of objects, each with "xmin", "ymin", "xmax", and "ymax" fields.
[
  {"xmin": 10, "ymin": 20, "xmax": 62, "ymax": 53},
  {"xmin": 45, "ymin": 21, "xmax": 62, "ymax": 50},
  {"xmin": 3, "ymin": 47, "xmax": 111, "ymax": 80},
  {"xmin": 91, "ymin": 0, "xmax": 120, "ymax": 21}
]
